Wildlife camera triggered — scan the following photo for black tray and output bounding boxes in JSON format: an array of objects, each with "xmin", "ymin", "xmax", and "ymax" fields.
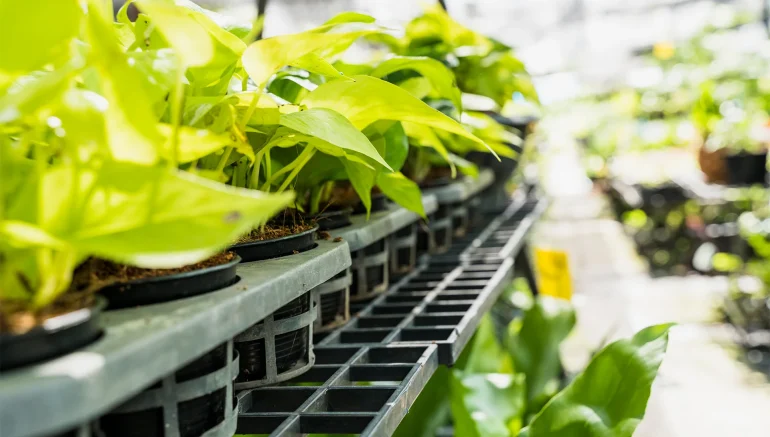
[
  {"xmin": 232, "ymin": 225, "xmax": 318, "ymax": 262},
  {"xmin": 101, "ymin": 255, "xmax": 241, "ymax": 310},
  {"xmin": 0, "ymin": 297, "xmax": 105, "ymax": 371}
]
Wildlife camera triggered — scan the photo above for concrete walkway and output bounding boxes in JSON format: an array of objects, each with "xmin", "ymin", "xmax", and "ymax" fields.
[{"xmin": 534, "ymin": 189, "xmax": 770, "ymax": 436}]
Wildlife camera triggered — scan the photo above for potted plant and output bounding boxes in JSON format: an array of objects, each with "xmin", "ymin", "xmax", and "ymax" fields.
[{"xmin": 0, "ymin": 0, "xmax": 294, "ymax": 370}]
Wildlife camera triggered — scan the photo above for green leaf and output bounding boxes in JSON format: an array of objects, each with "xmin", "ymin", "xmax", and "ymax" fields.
[
  {"xmin": 175, "ymin": 0, "xmax": 254, "ymax": 40},
  {"xmin": 86, "ymin": 3, "xmax": 162, "ymax": 165},
  {"xmin": 402, "ymin": 122, "xmax": 455, "ymax": 177},
  {"xmin": 451, "ymin": 370, "xmax": 527, "ymax": 437},
  {"xmin": 461, "ymin": 315, "xmax": 510, "ymax": 374},
  {"xmin": 449, "ymin": 153, "xmax": 479, "ymax": 178},
  {"xmin": 303, "ymin": 76, "xmax": 491, "ymax": 157},
  {"xmin": 45, "ymin": 161, "xmax": 293, "ymax": 268},
  {"xmin": 371, "ymin": 56, "xmax": 462, "ymax": 112},
  {"xmin": 242, "ymin": 27, "xmax": 374, "ymax": 87},
  {"xmin": 363, "ymin": 120, "xmax": 409, "ymax": 172},
  {"xmin": 0, "ymin": 67, "xmax": 78, "ymax": 124},
  {"xmin": 0, "ymin": 221, "xmax": 67, "ymax": 250},
  {"xmin": 323, "ymin": 12, "xmax": 376, "ymax": 25},
  {"xmin": 157, "ymin": 124, "xmax": 248, "ymax": 163},
  {"xmin": 0, "ymin": 0, "xmax": 83, "ymax": 74},
  {"xmin": 135, "ymin": 0, "xmax": 215, "ymax": 68},
  {"xmin": 126, "ymin": 49, "xmax": 180, "ymax": 109},
  {"xmin": 519, "ymin": 324, "xmax": 674, "ymax": 437},
  {"xmin": 342, "ymin": 158, "xmax": 376, "ymax": 216},
  {"xmin": 508, "ymin": 296, "xmax": 576, "ymax": 415},
  {"xmin": 376, "ymin": 172, "xmax": 425, "ymax": 218},
  {"xmin": 279, "ymin": 108, "xmax": 391, "ymax": 170},
  {"xmin": 291, "ymin": 53, "xmax": 348, "ymax": 82}
]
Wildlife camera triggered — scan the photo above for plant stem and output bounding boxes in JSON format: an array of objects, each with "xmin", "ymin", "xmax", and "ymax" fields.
[
  {"xmin": 169, "ymin": 65, "xmax": 186, "ymax": 167},
  {"xmin": 277, "ymin": 147, "xmax": 316, "ymax": 193},
  {"xmin": 261, "ymin": 146, "xmax": 314, "ymax": 191},
  {"xmin": 309, "ymin": 185, "xmax": 322, "ymax": 216},
  {"xmin": 215, "ymin": 147, "xmax": 234, "ymax": 173},
  {"xmin": 265, "ymin": 148, "xmax": 272, "ymax": 191}
]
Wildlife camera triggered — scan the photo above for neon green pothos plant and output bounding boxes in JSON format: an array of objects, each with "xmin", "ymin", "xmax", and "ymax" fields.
[{"xmin": 0, "ymin": 0, "xmax": 297, "ymax": 329}]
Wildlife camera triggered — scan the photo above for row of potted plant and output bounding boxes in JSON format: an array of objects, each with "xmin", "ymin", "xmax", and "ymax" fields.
[{"xmin": 0, "ymin": 0, "xmax": 535, "ymax": 374}]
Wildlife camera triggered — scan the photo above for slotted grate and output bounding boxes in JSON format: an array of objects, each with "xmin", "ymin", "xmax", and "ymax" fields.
[
  {"xmin": 236, "ymin": 344, "xmax": 438, "ymax": 436},
  {"xmin": 317, "ymin": 197, "xmax": 545, "ymax": 364}
]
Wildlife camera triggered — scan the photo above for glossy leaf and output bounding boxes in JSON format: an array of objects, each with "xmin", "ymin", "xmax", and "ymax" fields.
[
  {"xmin": 451, "ymin": 371, "xmax": 526, "ymax": 437},
  {"xmin": 135, "ymin": 0, "xmax": 215, "ymax": 68},
  {"xmin": 371, "ymin": 56, "xmax": 462, "ymax": 112},
  {"xmin": 342, "ymin": 158, "xmax": 376, "ymax": 215},
  {"xmin": 324, "ymin": 12, "xmax": 376, "ymax": 25},
  {"xmin": 279, "ymin": 108, "xmax": 391, "ymax": 170},
  {"xmin": 519, "ymin": 324, "xmax": 673, "ymax": 437},
  {"xmin": 0, "ymin": 0, "xmax": 82, "ymax": 74},
  {"xmin": 38, "ymin": 161, "xmax": 293, "ymax": 269},
  {"xmin": 291, "ymin": 53, "xmax": 349, "ymax": 82},
  {"xmin": 461, "ymin": 315, "xmax": 510, "ymax": 374},
  {"xmin": 363, "ymin": 120, "xmax": 409, "ymax": 172},
  {"xmin": 303, "ymin": 76, "xmax": 491, "ymax": 157},
  {"xmin": 86, "ymin": 3, "xmax": 162, "ymax": 165},
  {"xmin": 376, "ymin": 172, "xmax": 425, "ymax": 218},
  {"xmin": 157, "ymin": 124, "xmax": 247, "ymax": 163},
  {"xmin": 508, "ymin": 296, "xmax": 576, "ymax": 415},
  {"xmin": 242, "ymin": 28, "xmax": 372, "ymax": 87},
  {"xmin": 0, "ymin": 67, "xmax": 78, "ymax": 124},
  {"xmin": 402, "ymin": 122, "xmax": 455, "ymax": 177}
]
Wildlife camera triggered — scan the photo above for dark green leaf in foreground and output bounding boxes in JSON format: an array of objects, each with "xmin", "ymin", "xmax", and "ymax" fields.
[
  {"xmin": 519, "ymin": 324, "xmax": 673, "ymax": 437},
  {"xmin": 451, "ymin": 370, "xmax": 527, "ymax": 437},
  {"xmin": 508, "ymin": 296, "xmax": 576, "ymax": 415}
]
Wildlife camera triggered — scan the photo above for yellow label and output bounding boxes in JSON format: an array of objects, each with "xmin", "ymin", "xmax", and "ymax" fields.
[{"xmin": 534, "ymin": 249, "xmax": 572, "ymax": 301}]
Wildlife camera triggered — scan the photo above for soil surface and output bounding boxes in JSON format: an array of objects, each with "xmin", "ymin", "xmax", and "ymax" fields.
[
  {"xmin": 237, "ymin": 222, "xmax": 315, "ymax": 243},
  {"xmin": 0, "ymin": 252, "xmax": 235, "ymax": 335},
  {"xmin": 0, "ymin": 291, "xmax": 95, "ymax": 335}
]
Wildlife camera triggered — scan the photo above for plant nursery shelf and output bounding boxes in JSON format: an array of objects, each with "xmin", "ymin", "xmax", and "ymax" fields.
[
  {"xmin": 317, "ymin": 195, "xmax": 545, "ymax": 365},
  {"xmin": 237, "ymin": 194, "xmax": 545, "ymax": 437},
  {"xmin": 236, "ymin": 344, "xmax": 439, "ymax": 437},
  {"xmin": 333, "ymin": 195, "xmax": 439, "ymax": 251},
  {"xmin": 0, "ymin": 241, "xmax": 352, "ymax": 437}
]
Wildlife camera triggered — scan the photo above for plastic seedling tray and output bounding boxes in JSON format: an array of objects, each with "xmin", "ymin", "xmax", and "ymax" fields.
[
  {"xmin": 0, "ymin": 240, "xmax": 351, "ymax": 437},
  {"xmin": 317, "ymin": 196, "xmax": 546, "ymax": 364},
  {"xmin": 236, "ymin": 344, "xmax": 438, "ymax": 436},
  {"xmin": 234, "ymin": 291, "xmax": 316, "ymax": 390}
]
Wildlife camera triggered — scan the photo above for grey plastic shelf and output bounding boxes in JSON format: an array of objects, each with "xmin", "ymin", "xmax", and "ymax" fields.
[
  {"xmin": 0, "ymin": 240, "xmax": 352, "ymax": 437},
  {"xmin": 236, "ymin": 344, "xmax": 438, "ymax": 437},
  {"xmin": 333, "ymin": 195, "xmax": 439, "ymax": 252},
  {"xmin": 425, "ymin": 169, "xmax": 495, "ymax": 204},
  {"xmin": 317, "ymin": 196, "xmax": 545, "ymax": 364}
]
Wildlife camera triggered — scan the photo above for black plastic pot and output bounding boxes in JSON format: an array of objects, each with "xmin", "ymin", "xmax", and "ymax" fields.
[
  {"xmin": 100, "ymin": 342, "xmax": 237, "ymax": 437},
  {"xmin": 315, "ymin": 208, "xmax": 352, "ymax": 231},
  {"xmin": 726, "ymin": 152, "xmax": 767, "ymax": 186},
  {"xmin": 234, "ymin": 292, "xmax": 315, "ymax": 388},
  {"xmin": 0, "ymin": 298, "xmax": 105, "ymax": 371},
  {"xmin": 353, "ymin": 193, "xmax": 389, "ymax": 215},
  {"xmin": 231, "ymin": 225, "xmax": 318, "ymax": 262},
  {"xmin": 100, "ymin": 256, "xmax": 241, "ymax": 310}
]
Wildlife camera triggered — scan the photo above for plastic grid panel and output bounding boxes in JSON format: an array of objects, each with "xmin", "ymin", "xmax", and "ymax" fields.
[
  {"xmin": 317, "ymin": 197, "xmax": 545, "ymax": 364},
  {"xmin": 236, "ymin": 344, "xmax": 438, "ymax": 437}
]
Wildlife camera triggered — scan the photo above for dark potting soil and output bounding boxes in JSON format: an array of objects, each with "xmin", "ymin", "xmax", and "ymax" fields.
[
  {"xmin": 238, "ymin": 223, "xmax": 315, "ymax": 243},
  {"xmin": 85, "ymin": 252, "xmax": 236, "ymax": 283},
  {"xmin": 0, "ymin": 292, "xmax": 95, "ymax": 335},
  {"xmin": 0, "ymin": 252, "xmax": 235, "ymax": 335}
]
